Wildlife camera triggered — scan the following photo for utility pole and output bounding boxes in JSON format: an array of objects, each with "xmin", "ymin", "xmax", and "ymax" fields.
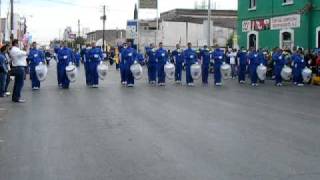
[
  {"xmin": 101, "ymin": 5, "xmax": 106, "ymax": 52},
  {"xmin": 207, "ymin": 0, "xmax": 211, "ymax": 47},
  {"xmin": 77, "ymin": 19, "xmax": 80, "ymax": 37},
  {"xmin": 10, "ymin": 0, "xmax": 13, "ymax": 41}
]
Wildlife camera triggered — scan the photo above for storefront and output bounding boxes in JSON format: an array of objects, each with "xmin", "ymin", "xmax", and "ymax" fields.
[{"xmin": 237, "ymin": 0, "xmax": 320, "ymax": 50}]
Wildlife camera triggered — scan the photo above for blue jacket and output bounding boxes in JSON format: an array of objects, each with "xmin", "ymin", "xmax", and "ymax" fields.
[
  {"xmin": 237, "ymin": 51, "xmax": 248, "ymax": 65},
  {"xmin": 123, "ymin": 47, "xmax": 137, "ymax": 66},
  {"xmin": 184, "ymin": 48, "xmax": 197, "ymax": 66},
  {"xmin": 172, "ymin": 48, "xmax": 184, "ymax": 64},
  {"xmin": 57, "ymin": 47, "xmax": 74, "ymax": 65},
  {"xmin": 28, "ymin": 48, "xmax": 45, "ymax": 67},
  {"xmin": 200, "ymin": 48, "xmax": 211, "ymax": 65},
  {"xmin": 273, "ymin": 52, "xmax": 286, "ymax": 67},
  {"xmin": 156, "ymin": 48, "xmax": 168, "ymax": 65},
  {"xmin": 88, "ymin": 47, "xmax": 103, "ymax": 62},
  {"xmin": 0, "ymin": 53, "xmax": 8, "ymax": 73},
  {"xmin": 292, "ymin": 53, "xmax": 305, "ymax": 71},
  {"xmin": 212, "ymin": 49, "xmax": 224, "ymax": 66},
  {"xmin": 248, "ymin": 51, "xmax": 260, "ymax": 68},
  {"xmin": 146, "ymin": 48, "xmax": 157, "ymax": 64}
]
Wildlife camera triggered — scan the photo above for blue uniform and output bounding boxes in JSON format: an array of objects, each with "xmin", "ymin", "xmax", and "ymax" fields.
[
  {"xmin": 212, "ymin": 49, "xmax": 224, "ymax": 84},
  {"xmin": 123, "ymin": 47, "xmax": 137, "ymax": 85},
  {"xmin": 81, "ymin": 48, "xmax": 90, "ymax": 85},
  {"xmin": 27, "ymin": 48, "xmax": 45, "ymax": 89},
  {"xmin": 88, "ymin": 47, "xmax": 103, "ymax": 86},
  {"xmin": 156, "ymin": 48, "xmax": 168, "ymax": 84},
  {"xmin": 237, "ymin": 51, "xmax": 248, "ymax": 82},
  {"xmin": 200, "ymin": 48, "xmax": 211, "ymax": 84},
  {"xmin": 57, "ymin": 47, "xmax": 74, "ymax": 89},
  {"xmin": 184, "ymin": 48, "xmax": 197, "ymax": 84},
  {"xmin": 172, "ymin": 48, "xmax": 184, "ymax": 81},
  {"xmin": 273, "ymin": 52, "xmax": 286, "ymax": 84},
  {"xmin": 54, "ymin": 47, "xmax": 62, "ymax": 85},
  {"xmin": 119, "ymin": 46, "xmax": 127, "ymax": 83},
  {"xmin": 292, "ymin": 53, "xmax": 306, "ymax": 84},
  {"xmin": 74, "ymin": 52, "xmax": 81, "ymax": 67},
  {"xmin": 146, "ymin": 48, "xmax": 157, "ymax": 82},
  {"xmin": 0, "ymin": 53, "xmax": 8, "ymax": 97},
  {"xmin": 248, "ymin": 51, "xmax": 260, "ymax": 84}
]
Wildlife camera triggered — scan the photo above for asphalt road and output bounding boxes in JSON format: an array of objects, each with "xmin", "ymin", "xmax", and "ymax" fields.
[{"xmin": 0, "ymin": 62, "xmax": 320, "ymax": 180}]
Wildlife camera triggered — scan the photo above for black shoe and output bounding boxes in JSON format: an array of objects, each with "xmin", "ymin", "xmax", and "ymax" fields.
[{"xmin": 13, "ymin": 99, "xmax": 26, "ymax": 103}]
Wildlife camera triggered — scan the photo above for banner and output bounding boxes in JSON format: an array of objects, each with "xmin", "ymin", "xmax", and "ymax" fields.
[
  {"xmin": 271, "ymin": 14, "xmax": 300, "ymax": 30},
  {"xmin": 139, "ymin": 0, "xmax": 157, "ymax": 9},
  {"xmin": 126, "ymin": 20, "xmax": 138, "ymax": 39}
]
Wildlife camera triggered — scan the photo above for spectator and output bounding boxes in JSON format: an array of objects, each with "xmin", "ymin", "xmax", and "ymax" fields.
[
  {"xmin": 9, "ymin": 39, "xmax": 29, "ymax": 103},
  {"xmin": 0, "ymin": 44, "xmax": 9, "ymax": 97}
]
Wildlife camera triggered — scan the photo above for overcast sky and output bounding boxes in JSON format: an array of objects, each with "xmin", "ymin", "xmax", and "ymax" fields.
[{"xmin": 1, "ymin": 0, "xmax": 237, "ymax": 44}]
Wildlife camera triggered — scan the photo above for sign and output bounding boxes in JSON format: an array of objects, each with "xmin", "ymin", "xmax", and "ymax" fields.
[
  {"xmin": 242, "ymin": 20, "xmax": 252, "ymax": 32},
  {"xmin": 252, "ymin": 19, "xmax": 270, "ymax": 31},
  {"xmin": 69, "ymin": 33, "xmax": 76, "ymax": 40},
  {"xmin": 242, "ymin": 19, "xmax": 270, "ymax": 32},
  {"xmin": 126, "ymin": 20, "xmax": 138, "ymax": 39},
  {"xmin": 271, "ymin": 14, "xmax": 300, "ymax": 30},
  {"xmin": 139, "ymin": 0, "xmax": 157, "ymax": 9}
]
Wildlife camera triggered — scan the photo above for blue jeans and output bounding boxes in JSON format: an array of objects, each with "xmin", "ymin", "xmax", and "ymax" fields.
[
  {"xmin": 12, "ymin": 67, "xmax": 25, "ymax": 102},
  {"xmin": 0, "ymin": 72, "xmax": 7, "ymax": 97}
]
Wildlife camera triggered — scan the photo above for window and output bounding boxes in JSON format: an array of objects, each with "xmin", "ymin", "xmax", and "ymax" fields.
[
  {"xmin": 280, "ymin": 29, "xmax": 294, "ymax": 50},
  {"xmin": 316, "ymin": 27, "xmax": 320, "ymax": 48},
  {"xmin": 249, "ymin": 0, "xmax": 256, "ymax": 10},
  {"xmin": 283, "ymin": 0, "xmax": 294, "ymax": 5},
  {"xmin": 247, "ymin": 31, "xmax": 259, "ymax": 49}
]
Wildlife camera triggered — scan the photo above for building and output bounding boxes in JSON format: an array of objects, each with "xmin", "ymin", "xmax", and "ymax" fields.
[
  {"xmin": 237, "ymin": 0, "xmax": 320, "ymax": 50},
  {"xmin": 129, "ymin": 8, "xmax": 237, "ymax": 51},
  {"xmin": 86, "ymin": 29, "xmax": 126, "ymax": 46}
]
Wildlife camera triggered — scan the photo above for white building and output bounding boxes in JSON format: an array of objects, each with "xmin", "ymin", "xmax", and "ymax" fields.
[{"xmin": 129, "ymin": 9, "xmax": 237, "ymax": 51}]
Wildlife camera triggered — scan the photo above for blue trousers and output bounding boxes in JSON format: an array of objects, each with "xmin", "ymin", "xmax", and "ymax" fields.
[
  {"xmin": 12, "ymin": 67, "xmax": 25, "ymax": 101},
  {"xmin": 214, "ymin": 65, "xmax": 222, "ymax": 84},
  {"xmin": 90, "ymin": 61, "xmax": 100, "ymax": 85},
  {"xmin": 293, "ymin": 68, "xmax": 303, "ymax": 84},
  {"xmin": 250, "ymin": 66, "xmax": 258, "ymax": 84},
  {"xmin": 30, "ymin": 66, "xmax": 40, "ymax": 88},
  {"xmin": 148, "ymin": 63, "xmax": 157, "ymax": 82},
  {"xmin": 157, "ymin": 63, "xmax": 165, "ymax": 84},
  {"xmin": 57, "ymin": 63, "xmax": 70, "ymax": 89},
  {"xmin": 84, "ymin": 62, "xmax": 91, "ymax": 85},
  {"xmin": 275, "ymin": 66, "xmax": 283, "ymax": 84},
  {"xmin": 238, "ymin": 64, "xmax": 246, "ymax": 82},
  {"xmin": 175, "ymin": 63, "xmax": 183, "ymax": 81},
  {"xmin": 120, "ymin": 63, "xmax": 126, "ymax": 83},
  {"xmin": 186, "ymin": 64, "xmax": 193, "ymax": 84},
  {"xmin": 202, "ymin": 64, "xmax": 209, "ymax": 84},
  {"xmin": 0, "ymin": 72, "xmax": 7, "ymax": 97},
  {"xmin": 125, "ymin": 64, "xmax": 134, "ymax": 85}
]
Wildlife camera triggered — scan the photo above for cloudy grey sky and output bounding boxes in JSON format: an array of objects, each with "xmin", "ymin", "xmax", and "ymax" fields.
[{"xmin": 2, "ymin": 0, "xmax": 237, "ymax": 44}]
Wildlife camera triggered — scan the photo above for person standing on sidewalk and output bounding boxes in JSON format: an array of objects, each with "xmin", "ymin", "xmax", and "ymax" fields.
[
  {"xmin": 9, "ymin": 39, "xmax": 29, "ymax": 103},
  {"xmin": 0, "ymin": 44, "xmax": 9, "ymax": 97}
]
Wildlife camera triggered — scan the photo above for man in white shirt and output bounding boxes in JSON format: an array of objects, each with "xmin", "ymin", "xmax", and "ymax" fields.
[
  {"xmin": 9, "ymin": 39, "xmax": 29, "ymax": 103},
  {"xmin": 227, "ymin": 49, "xmax": 238, "ymax": 79}
]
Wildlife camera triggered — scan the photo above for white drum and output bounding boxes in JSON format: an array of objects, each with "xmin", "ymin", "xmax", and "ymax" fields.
[
  {"xmin": 281, "ymin": 65, "xmax": 292, "ymax": 81},
  {"xmin": 65, "ymin": 63, "xmax": 78, "ymax": 83},
  {"xmin": 97, "ymin": 62, "xmax": 108, "ymax": 80},
  {"xmin": 164, "ymin": 62, "xmax": 175, "ymax": 80},
  {"xmin": 221, "ymin": 63, "xmax": 231, "ymax": 80},
  {"xmin": 130, "ymin": 61, "xmax": 143, "ymax": 80},
  {"xmin": 190, "ymin": 62, "xmax": 201, "ymax": 80},
  {"xmin": 35, "ymin": 62, "xmax": 48, "ymax": 82},
  {"xmin": 256, "ymin": 64, "xmax": 267, "ymax": 81},
  {"xmin": 302, "ymin": 67, "xmax": 312, "ymax": 83}
]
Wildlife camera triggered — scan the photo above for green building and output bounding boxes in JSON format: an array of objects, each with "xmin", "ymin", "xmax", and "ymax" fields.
[{"xmin": 237, "ymin": 0, "xmax": 320, "ymax": 50}]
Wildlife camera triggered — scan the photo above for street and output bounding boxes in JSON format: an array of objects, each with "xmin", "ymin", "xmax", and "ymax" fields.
[{"xmin": 0, "ymin": 63, "xmax": 320, "ymax": 180}]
